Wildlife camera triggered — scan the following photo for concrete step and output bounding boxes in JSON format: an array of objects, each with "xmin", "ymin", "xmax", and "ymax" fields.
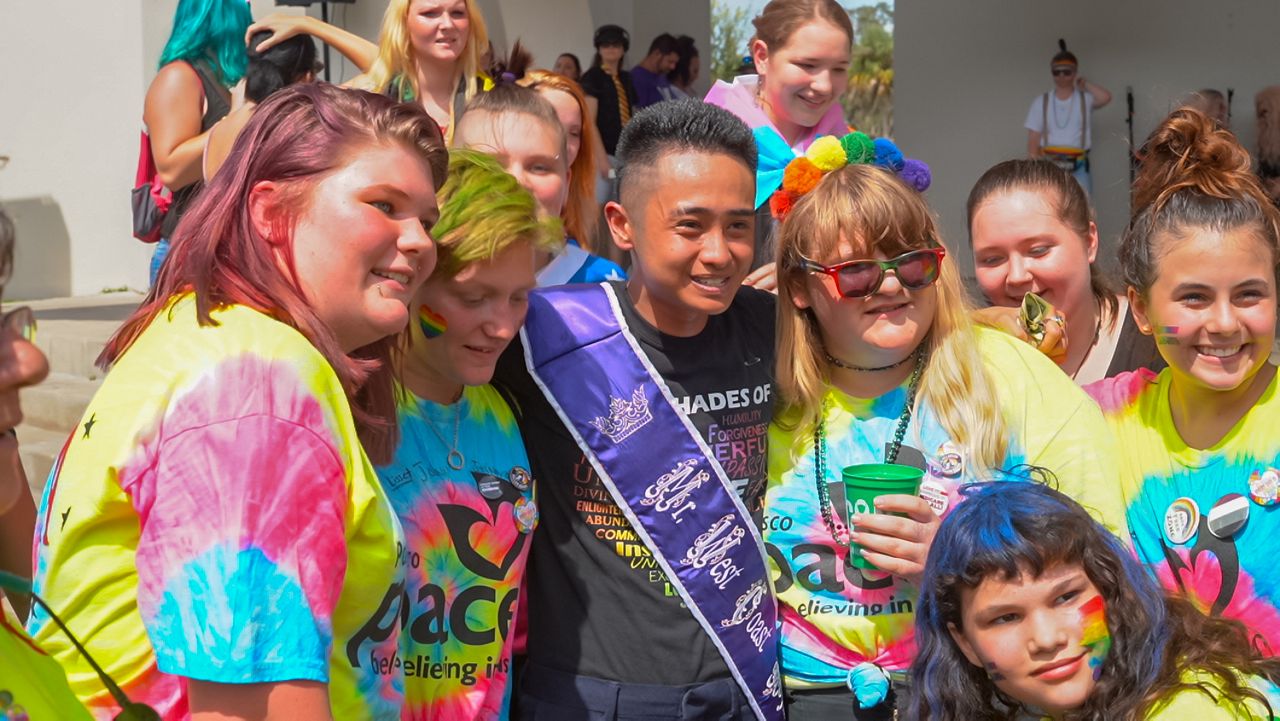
[
  {"xmin": 15, "ymin": 423, "xmax": 69, "ymax": 497},
  {"xmin": 35, "ymin": 320, "xmax": 118, "ymax": 381},
  {"xmin": 20, "ymin": 372, "xmax": 99, "ymax": 437}
]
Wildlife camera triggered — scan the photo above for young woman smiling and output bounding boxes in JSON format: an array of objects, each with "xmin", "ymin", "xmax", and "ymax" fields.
[
  {"xmin": 28, "ymin": 84, "xmax": 447, "ymax": 720},
  {"xmin": 706, "ymin": 0, "xmax": 853, "ymax": 275},
  {"xmin": 356, "ymin": 0, "xmax": 491, "ymax": 141},
  {"xmin": 967, "ymin": 160, "xmax": 1164, "ymax": 383},
  {"xmin": 1087, "ymin": 108, "xmax": 1280, "ymax": 659},
  {"xmin": 765, "ymin": 142, "xmax": 1123, "ymax": 719}
]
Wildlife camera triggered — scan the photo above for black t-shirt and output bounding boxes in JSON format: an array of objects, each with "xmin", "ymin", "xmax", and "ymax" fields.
[
  {"xmin": 495, "ymin": 281, "xmax": 775, "ymax": 684},
  {"xmin": 580, "ymin": 67, "xmax": 637, "ymax": 156}
]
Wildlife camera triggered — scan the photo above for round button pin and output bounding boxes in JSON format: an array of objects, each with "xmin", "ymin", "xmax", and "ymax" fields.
[
  {"xmin": 1163, "ymin": 497, "xmax": 1199, "ymax": 546},
  {"xmin": 514, "ymin": 497, "xmax": 539, "ymax": 534},
  {"xmin": 477, "ymin": 474, "xmax": 504, "ymax": 500},
  {"xmin": 919, "ymin": 479, "xmax": 950, "ymax": 516},
  {"xmin": 508, "ymin": 466, "xmax": 531, "ymax": 491},
  {"xmin": 1249, "ymin": 469, "xmax": 1280, "ymax": 507},
  {"xmin": 1207, "ymin": 493, "xmax": 1250, "ymax": 539}
]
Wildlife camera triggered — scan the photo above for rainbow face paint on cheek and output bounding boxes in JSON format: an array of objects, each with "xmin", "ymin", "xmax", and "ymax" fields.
[
  {"xmin": 1078, "ymin": 595, "xmax": 1111, "ymax": 680},
  {"xmin": 984, "ymin": 661, "xmax": 1006, "ymax": 682},
  {"xmin": 418, "ymin": 304, "xmax": 448, "ymax": 338},
  {"xmin": 1157, "ymin": 325, "xmax": 1180, "ymax": 345}
]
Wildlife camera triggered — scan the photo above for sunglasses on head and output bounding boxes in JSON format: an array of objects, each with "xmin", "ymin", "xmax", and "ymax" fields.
[
  {"xmin": 797, "ymin": 247, "xmax": 946, "ymax": 299},
  {"xmin": 1052, "ymin": 67, "xmax": 1076, "ymax": 77}
]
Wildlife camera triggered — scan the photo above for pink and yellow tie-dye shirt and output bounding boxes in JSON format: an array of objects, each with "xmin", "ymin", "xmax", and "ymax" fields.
[
  {"xmin": 28, "ymin": 296, "xmax": 408, "ymax": 720},
  {"xmin": 1087, "ymin": 367, "xmax": 1280, "ymax": 657},
  {"xmin": 377, "ymin": 384, "xmax": 533, "ymax": 721},
  {"xmin": 765, "ymin": 328, "xmax": 1125, "ymax": 688}
]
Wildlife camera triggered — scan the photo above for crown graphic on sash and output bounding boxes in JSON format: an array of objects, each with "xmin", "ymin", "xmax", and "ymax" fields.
[{"xmin": 590, "ymin": 386, "xmax": 653, "ymax": 443}]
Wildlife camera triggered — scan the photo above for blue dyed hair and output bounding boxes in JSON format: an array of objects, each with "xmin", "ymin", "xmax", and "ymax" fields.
[
  {"xmin": 158, "ymin": 0, "xmax": 254, "ymax": 87},
  {"xmin": 909, "ymin": 480, "xmax": 1280, "ymax": 720},
  {"xmin": 910, "ymin": 480, "xmax": 1167, "ymax": 720}
]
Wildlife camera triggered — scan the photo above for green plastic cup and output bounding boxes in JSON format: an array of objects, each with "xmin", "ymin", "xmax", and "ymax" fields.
[{"xmin": 841, "ymin": 463, "xmax": 925, "ymax": 570}]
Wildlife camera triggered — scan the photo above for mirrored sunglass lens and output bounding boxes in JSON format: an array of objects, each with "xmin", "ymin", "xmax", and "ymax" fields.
[
  {"xmin": 895, "ymin": 253, "xmax": 940, "ymax": 288},
  {"xmin": 837, "ymin": 263, "xmax": 883, "ymax": 297}
]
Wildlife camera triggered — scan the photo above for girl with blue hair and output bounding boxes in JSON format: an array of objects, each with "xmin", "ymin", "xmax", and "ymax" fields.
[
  {"xmin": 910, "ymin": 480, "xmax": 1280, "ymax": 720},
  {"xmin": 144, "ymin": 0, "xmax": 252, "ymax": 285}
]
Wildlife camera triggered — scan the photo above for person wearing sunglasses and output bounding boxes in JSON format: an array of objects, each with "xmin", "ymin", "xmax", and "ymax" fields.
[
  {"xmin": 1024, "ymin": 39, "xmax": 1111, "ymax": 196},
  {"xmin": 765, "ymin": 157, "xmax": 1125, "ymax": 719}
]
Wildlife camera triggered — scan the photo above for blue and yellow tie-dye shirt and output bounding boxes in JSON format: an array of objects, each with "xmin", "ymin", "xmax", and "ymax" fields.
[
  {"xmin": 1088, "ymin": 367, "xmax": 1280, "ymax": 657},
  {"xmin": 377, "ymin": 384, "xmax": 534, "ymax": 721},
  {"xmin": 766, "ymin": 328, "xmax": 1126, "ymax": 687}
]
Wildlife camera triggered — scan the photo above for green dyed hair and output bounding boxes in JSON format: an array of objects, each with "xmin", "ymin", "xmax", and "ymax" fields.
[{"xmin": 431, "ymin": 148, "xmax": 563, "ymax": 278}]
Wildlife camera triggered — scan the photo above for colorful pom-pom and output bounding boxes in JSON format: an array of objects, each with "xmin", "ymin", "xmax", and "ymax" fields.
[
  {"xmin": 900, "ymin": 158, "xmax": 932, "ymax": 191},
  {"xmin": 840, "ymin": 131, "xmax": 875, "ymax": 164},
  {"xmin": 782, "ymin": 157, "xmax": 824, "ymax": 196},
  {"xmin": 872, "ymin": 138, "xmax": 905, "ymax": 171},
  {"xmin": 806, "ymin": 136, "xmax": 848, "ymax": 172},
  {"xmin": 769, "ymin": 190, "xmax": 796, "ymax": 219}
]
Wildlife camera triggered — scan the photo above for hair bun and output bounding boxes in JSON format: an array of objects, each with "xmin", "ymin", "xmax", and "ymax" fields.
[
  {"xmin": 1133, "ymin": 107, "xmax": 1254, "ymax": 212},
  {"xmin": 1058, "ymin": 38, "xmax": 1067, "ymax": 52}
]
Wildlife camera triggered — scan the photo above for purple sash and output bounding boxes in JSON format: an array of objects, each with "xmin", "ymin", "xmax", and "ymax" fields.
[{"xmin": 521, "ymin": 283, "xmax": 783, "ymax": 721}]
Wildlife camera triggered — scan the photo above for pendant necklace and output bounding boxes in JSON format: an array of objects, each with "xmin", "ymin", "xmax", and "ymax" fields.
[
  {"xmin": 1068, "ymin": 302, "xmax": 1104, "ymax": 381},
  {"xmin": 813, "ymin": 350, "xmax": 924, "ymax": 546},
  {"xmin": 424, "ymin": 396, "xmax": 465, "ymax": 470}
]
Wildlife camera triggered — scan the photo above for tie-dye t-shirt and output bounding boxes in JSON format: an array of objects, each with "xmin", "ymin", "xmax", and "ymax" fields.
[
  {"xmin": 0, "ymin": 603, "xmax": 92, "ymax": 720},
  {"xmin": 1087, "ymin": 367, "xmax": 1280, "ymax": 656},
  {"xmin": 376, "ymin": 384, "xmax": 534, "ymax": 721},
  {"xmin": 28, "ymin": 296, "xmax": 408, "ymax": 720},
  {"xmin": 765, "ymin": 328, "xmax": 1125, "ymax": 688},
  {"xmin": 1145, "ymin": 669, "xmax": 1280, "ymax": 719}
]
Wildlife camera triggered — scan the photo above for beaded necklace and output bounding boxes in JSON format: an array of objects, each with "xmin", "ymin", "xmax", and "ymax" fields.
[{"xmin": 813, "ymin": 351, "xmax": 924, "ymax": 546}]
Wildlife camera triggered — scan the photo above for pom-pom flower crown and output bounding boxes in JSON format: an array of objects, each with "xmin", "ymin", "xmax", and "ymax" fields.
[{"xmin": 771, "ymin": 131, "xmax": 932, "ymax": 220}]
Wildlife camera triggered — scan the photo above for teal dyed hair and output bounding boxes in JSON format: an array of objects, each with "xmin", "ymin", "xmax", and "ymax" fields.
[{"xmin": 158, "ymin": 0, "xmax": 254, "ymax": 87}]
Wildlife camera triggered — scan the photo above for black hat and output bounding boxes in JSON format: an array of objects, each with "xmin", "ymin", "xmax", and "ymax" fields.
[{"xmin": 594, "ymin": 24, "xmax": 630, "ymax": 52}]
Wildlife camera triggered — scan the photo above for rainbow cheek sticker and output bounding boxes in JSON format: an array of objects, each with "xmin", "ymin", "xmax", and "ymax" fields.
[
  {"xmin": 1078, "ymin": 595, "xmax": 1112, "ymax": 680},
  {"xmin": 985, "ymin": 661, "xmax": 1006, "ymax": 682},
  {"xmin": 1157, "ymin": 325, "xmax": 1180, "ymax": 345},
  {"xmin": 418, "ymin": 304, "xmax": 448, "ymax": 338}
]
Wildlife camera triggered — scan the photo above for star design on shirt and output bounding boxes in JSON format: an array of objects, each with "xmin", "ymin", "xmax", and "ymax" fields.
[
  {"xmin": 604, "ymin": 268, "xmax": 625, "ymax": 281},
  {"xmin": 60, "ymin": 507, "xmax": 71, "ymax": 530},
  {"xmin": 82, "ymin": 412, "xmax": 97, "ymax": 439}
]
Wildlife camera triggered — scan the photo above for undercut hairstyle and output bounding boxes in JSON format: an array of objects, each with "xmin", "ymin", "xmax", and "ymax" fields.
[
  {"xmin": 966, "ymin": 159, "xmax": 1119, "ymax": 325},
  {"xmin": 245, "ymin": 31, "xmax": 318, "ymax": 104},
  {"xmin": 647, "ymin": 33, "xmax": 680, "ymax": 56},
  {"xmin": 911, "ymin": 480, "xmax": 1280, "ymax": 721},
  {"xmin": 429, "ymin": 148, "xmax": 562, "ymax": 279},
  {"xmin": 1121, "ymin": 107, "xmax": 1280, "ymax": 297},
  {"xmin": 102, "ymin": 84, "xmax": 448, "ymax": 464},
  {"xmin": 615, "ymin": 99, "xmax": 756, "ymax": 202}
]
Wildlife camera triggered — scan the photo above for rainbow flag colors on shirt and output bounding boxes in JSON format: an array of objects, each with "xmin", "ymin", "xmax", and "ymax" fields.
[
  {"xmin": 765, "ymin": 328, "xmax": 1125, "ymax": 687},
  {"xmin": 1088, "ymin": 367, "xmax": 1280, "ymax": 656},
  {"xmin": 28, "ymin": 296, "xmax": 408, "ymax": 720},
  {"xmin": 377, "ymin": 384, "xmax": 533, "ymax": 721}
]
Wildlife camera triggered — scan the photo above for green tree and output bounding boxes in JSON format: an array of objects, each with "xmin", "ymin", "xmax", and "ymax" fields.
[
  {"xmin": 710, "ymin": 0, "xmax": 752, "ymax": 83},
  {"xmin": 844, "ymin": 2, "xmax": 894, "ymax": 137}
]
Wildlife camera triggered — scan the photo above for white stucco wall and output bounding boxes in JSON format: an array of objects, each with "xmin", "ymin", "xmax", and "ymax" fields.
[{"xmin": 895, "ymin": 0, "xmax": 1280, "ymax": 284}]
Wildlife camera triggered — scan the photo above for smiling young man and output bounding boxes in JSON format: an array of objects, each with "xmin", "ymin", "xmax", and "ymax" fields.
[{"xmin": 495, "ymin": 99, "xmax": 783, "ymax": 721}]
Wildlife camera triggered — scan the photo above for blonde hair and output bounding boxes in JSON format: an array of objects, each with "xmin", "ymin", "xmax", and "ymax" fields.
[
  {"xmin": 364, "ymin": 0, "xmax": 489, "ymax": 142},
  {"xmin": 519, "ymin": 70, "xmax": 601, "ymax": 249},
  {"xmin": 775, "ymin": 164, "xmax": 1008, "ymax": 473}
]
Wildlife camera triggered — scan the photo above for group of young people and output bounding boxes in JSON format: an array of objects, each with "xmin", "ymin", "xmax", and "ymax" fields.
[{"xmin": 3, "ymin": 0, "xmax": 1280, "ymax": 720}]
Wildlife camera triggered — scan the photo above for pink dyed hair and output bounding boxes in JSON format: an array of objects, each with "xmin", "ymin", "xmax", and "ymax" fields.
[{"xmin": 103, "ymin": 83, "xmax": 448, "ymax": 463}]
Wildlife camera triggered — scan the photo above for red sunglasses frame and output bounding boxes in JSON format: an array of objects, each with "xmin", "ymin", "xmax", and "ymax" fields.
[{"xmin": 797, "ymin": 247, "xmax": 947, "ymax": 299}]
